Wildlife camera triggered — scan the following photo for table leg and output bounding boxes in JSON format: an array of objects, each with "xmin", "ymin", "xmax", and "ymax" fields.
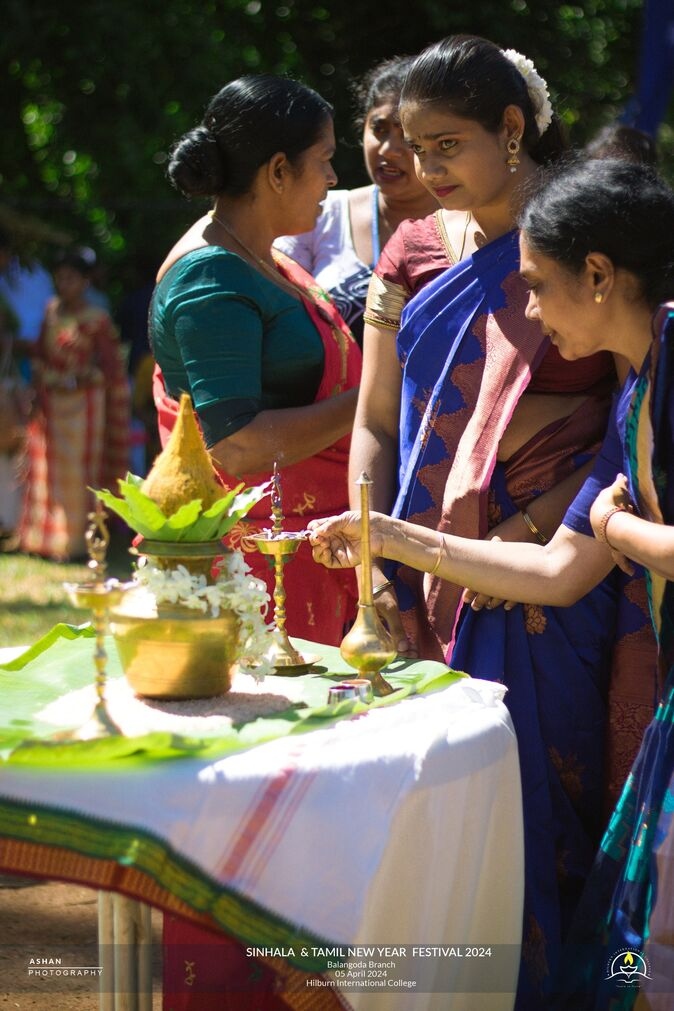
[{"xmin": 99, "ymin": 892, "xmax": 153, "ymax": 1011}]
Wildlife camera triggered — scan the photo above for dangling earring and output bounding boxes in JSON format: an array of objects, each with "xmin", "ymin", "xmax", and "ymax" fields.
[
  {"xmin": 506, "ymin": 137, "xmax": 521, "ymax": 173},
  {"xmin": 594, "ymin": 291, "xmax": 604, "ymax": 304}
]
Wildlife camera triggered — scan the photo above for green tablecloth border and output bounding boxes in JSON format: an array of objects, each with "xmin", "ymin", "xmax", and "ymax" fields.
[
  {"xmin": 0, "ymin": 795, "xmax": 350, "ymax": 973},
  {"xmin": 0, "ymin": 622, "xmax": 467, "ymax": 765}
]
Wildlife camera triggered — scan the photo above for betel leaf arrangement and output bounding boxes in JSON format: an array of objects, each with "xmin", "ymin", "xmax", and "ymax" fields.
[
  {"xmin": 92, "ymin": 393, "xmax": 274, "ymax": 677},
  {"xmin": 94, "ymin": 393, "xmax": 270, "ymax": 541}
]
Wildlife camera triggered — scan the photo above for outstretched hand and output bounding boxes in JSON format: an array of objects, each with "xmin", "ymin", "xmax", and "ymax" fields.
[{"xmin": 308, "ymin": 510, "xmax": 387, "ymax": 569}]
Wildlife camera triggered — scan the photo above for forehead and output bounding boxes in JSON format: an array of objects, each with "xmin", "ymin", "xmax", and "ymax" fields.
[
  {"xmin": 310, "ymin": 118, "xmax": 336, "ymax": 149},
  {"xmin": 366, "ymin": 100, "xmax": 400, "ymax": 123},
  {"xmin": 399, "ymin": 101, "xmax": 481, "ymax": 138},
  {"xmin": 519, "ymin": 234, "xmax": 576, "ymax": 283}
]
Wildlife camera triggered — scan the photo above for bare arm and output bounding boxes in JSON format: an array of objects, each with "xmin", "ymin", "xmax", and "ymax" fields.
[
  {"xmin": 348, "ymin": 321, "xmax": 401, "ymax": 511},
  {"xmin": 590, "ymin": 475, "xmax": 674, "ymax": 580},
  {"xmin": 209, "ymin": 387, "xmax": 359, "ymax": 477},
  {"xmin": 310, "ymin": 510, "xmax": 615, "ymax": 608}
]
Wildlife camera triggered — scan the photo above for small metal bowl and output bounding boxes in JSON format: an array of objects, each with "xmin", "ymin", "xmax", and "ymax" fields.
[
  {"xmin": 338, "ymin": 678, "xmax": 374, "ymax": 703},
  {"xmin": 327, "ymin": 684, "xmax": 359, "ymax": 705}
]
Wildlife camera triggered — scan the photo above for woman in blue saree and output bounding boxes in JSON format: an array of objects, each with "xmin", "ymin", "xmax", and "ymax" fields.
[
  {"xmin": 351, "ymin": 36, "xmax": 648, "ymax": 1008},
  {"xmin": 312, "ymin": 157, "xmax": 674, "ymax": 1009}
]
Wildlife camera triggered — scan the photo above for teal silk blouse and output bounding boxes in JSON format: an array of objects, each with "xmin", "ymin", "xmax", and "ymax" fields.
[{"xmin": 149, "ymin": 247, "xmax": 324, "ymax": 447}]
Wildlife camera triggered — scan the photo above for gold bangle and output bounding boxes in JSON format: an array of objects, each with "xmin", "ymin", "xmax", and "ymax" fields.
[
  {"xmin": 429, "ymin": 539, "xmax": 445, "ymax": 576},
  {"xmin": 372, "ymin": 579, "xmax": 393, "ymax": 599},
  {"xmin": 596, "ymin": 505, "xmax": 626, "ymax": 545},
  {"xmin": 521, "ymin": 510, "xmax": 548, "ymax": 545}
]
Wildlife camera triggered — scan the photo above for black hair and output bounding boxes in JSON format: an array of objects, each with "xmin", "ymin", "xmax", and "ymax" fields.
[
  {"xmin": 352, "ymin": 55, "xmax": 416, "ymax": 131},
  {"xmin": 519, "ymin": 158, "xmax": 674, "ymax": 309},
  {"xmin": 53, "ymin": 246, "xmax": 96, "ymax": 277},
  {"xmin": 399, "ymin": 35, "xmax": 566, "ymax": 165},
  {"xmin": 585, "ymin": 123, "xmax": 659, "ymax": 167},
  {"xmin": 168, "ymin": 75, "xmax": 333, "ymax": 199}
]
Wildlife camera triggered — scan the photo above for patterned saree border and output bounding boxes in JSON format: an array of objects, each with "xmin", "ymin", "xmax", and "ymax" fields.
[{"xmin": 0, "ymin": 796, "xmax": 347, "ymax": 977}]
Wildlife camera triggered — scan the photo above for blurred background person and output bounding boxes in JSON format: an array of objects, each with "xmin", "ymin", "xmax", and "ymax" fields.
[
  {"xmin": 19, "ymin": 247, "xmax": 130, "ymax": 561},
  {"xmin": 585, "ymin": 121, "xmax": 659, "ymax": 164},
  {"xmin": 0, "ymin": 226, "xmax": 54, "ymax": 382}
]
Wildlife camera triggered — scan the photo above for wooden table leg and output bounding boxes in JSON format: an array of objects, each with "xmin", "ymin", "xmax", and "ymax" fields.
[{"xmin": 99, "ymin": 892, "xmax": 153, "ymax": 1011}]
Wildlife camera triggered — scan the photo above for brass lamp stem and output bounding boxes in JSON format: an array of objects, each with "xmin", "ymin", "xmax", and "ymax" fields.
[{"xmin": 357, "ymin": 473, "xmax": 374, "ymax": 607}]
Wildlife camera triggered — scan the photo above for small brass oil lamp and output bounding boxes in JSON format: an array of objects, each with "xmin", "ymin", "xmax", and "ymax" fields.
[
  {"xmin": 62, "ymin": 502, "xmax": 131, "ymax": 738},
  {"xmin": 253, "ymin": 463, "xmax": 316, "ymax": 672},
  {"xmin": 339, "ymin": 473, "xmax": 396, "ymax": 696}
]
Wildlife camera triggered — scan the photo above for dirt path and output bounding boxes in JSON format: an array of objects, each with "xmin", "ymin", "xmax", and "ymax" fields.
[{"xmin": 0, "ymin": 879, "xmax": 162, "ymax": 1010}]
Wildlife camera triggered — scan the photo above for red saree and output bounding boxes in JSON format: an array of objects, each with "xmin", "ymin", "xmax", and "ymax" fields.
[
  {"xmin": 153, "ymin": 249, "xmax": 360, "ymax": 648},
  {"xmin": 155, "ymin": 249, "xmax": 360, "ymax": 1011}
]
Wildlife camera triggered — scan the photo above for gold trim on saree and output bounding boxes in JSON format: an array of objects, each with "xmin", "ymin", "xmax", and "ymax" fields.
[{"xmin": 363, "ymin": 272, "xmax": 407, "ymax": 331}]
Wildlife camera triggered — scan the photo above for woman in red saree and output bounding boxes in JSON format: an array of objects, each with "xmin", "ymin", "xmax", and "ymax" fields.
[
  {"xmin": 149, "ymin": 75, "xmax": 361, "ymax": 1010},
  {"xmin": 19, "ymin": 248, "xmax": 129, "ymax": 561}
]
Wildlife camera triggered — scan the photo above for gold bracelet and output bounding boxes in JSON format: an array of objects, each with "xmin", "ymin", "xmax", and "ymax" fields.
[
  {"xmin": 429, "ymin": 539, "xmax": 445, "ymax": 576},
  {"xmin": 521, "ymin": 510, "xmax": 548, "ymax": 545},
  {"xmin": 372, "ymin": 579, "xmax": 393, "ymax": 599},
  {"xmin": 596, "ymin": 505, "xmax": 627, "ymax": 545}
]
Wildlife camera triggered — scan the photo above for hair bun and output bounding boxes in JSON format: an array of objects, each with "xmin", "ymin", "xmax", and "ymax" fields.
[{"xmin": 167, "ymin": 125, "xmax": 227, "ymax": 197}]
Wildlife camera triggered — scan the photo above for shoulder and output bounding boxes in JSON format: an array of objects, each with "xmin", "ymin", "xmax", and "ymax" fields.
[{"xmin": 158, "ymin": 246, "xmax": 266, "ymax": 297}]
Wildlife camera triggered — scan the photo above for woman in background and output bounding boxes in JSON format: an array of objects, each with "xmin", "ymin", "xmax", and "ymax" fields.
[
  {"xmin": 275, "ymin": 56, "xmax": 437, "ymax": 343},
  {"xmin": 19, "ymin": 247, "xmax": 129, "ymax": 561}
]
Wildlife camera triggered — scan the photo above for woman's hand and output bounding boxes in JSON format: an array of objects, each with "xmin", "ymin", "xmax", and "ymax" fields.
[
  {"xmin": 308, "ymin": 510, "xmax": 387, "ymax": 568},
  {"xmin": 461, "ymin": 534, "xmax": 520, "ymax": 611},
  {"xmin": 590, "ymin": 474, "xmax": 635, "ymax": 575},
  {"xmin": 371, "ymin": 568, "xmax": 416, "ymax": 657}
]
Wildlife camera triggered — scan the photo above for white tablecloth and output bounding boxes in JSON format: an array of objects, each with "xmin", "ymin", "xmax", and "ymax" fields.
[{"xmin": 0, "ymin": 671, "xmax": 523, "ymax": 1010}]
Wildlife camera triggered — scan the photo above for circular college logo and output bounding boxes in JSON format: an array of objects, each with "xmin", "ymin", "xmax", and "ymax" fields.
[{"xmin": 605, "ymin": 948, "xmax": 651, "ymax": 987}]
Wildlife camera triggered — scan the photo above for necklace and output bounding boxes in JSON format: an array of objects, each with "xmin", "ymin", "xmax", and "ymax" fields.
[
  {"xmin": 208, "ymin": 210, "xmax": 307, "ymax": 302},
  {"xmin": 458, "ymin": 211, "xmax": 472, "ymax": 261},
  {"xmin": 208, "ymin": 210, "xmax": 338, "ymax": 327}
]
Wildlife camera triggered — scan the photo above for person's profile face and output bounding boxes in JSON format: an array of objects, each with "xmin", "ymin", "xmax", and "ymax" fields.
[{"xmin": 519, "ymin": 233, "xmax": 607, "ymax": 361}]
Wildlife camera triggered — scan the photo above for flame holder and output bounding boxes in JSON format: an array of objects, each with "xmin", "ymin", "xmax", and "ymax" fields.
[
  {"xmin": 62, "ymin": 502, "xmax": 131, "ymax": 739},
  {"xmin": 253, "ymin": 463, "xmax": 319, "ymax": 672}
]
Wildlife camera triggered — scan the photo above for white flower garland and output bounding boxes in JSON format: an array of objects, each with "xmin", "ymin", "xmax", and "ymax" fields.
[
  {"xmin": 135, "ymin": 551, "xmax": 273, "ymax": 679},
  {"xmin": 502, "ymin": 49, "xmax": 553, "ymax": 137}
]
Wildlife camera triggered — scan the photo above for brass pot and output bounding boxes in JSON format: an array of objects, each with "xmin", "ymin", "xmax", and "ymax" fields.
[
  {"xmin": 110, "ymin": 588, "xmax": 241, "ymax": 699},
  {"xmin": 136, "ymin": 538, "xmax": 226, "ymax": 581}
]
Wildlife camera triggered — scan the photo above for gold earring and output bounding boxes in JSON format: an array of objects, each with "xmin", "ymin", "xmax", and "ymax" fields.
[
  {"xmin": 506, "ymin": 137, "xmax": 521, "ymax": 173},
  {"xmin": 594, "ymin": 291, "xmax": 603, "ymax": 304}
]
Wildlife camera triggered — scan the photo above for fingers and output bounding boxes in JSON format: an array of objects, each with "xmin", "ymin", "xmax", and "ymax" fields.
[
  {"xmin": 611, "ymin": 549, "xmax": 635, "ymax": 577},
  {"xmin": 374, "ymin": 588, "xmax": 412, "ymax": 656},
  {"xmin": 462, "ymin": 588, "xmax": 518, "ymax": 612}
]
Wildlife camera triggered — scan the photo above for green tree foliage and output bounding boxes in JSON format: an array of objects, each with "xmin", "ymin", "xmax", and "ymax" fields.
[{"xmin": 0, "ymin": 0, "xmax": 658, "ymax": 297}]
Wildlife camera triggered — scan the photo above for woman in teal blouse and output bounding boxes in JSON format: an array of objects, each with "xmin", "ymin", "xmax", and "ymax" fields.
[
  {"xmin": 153, "ymin": 74, "xmax": 362, "ymax": 1011},
  {"xmin": 150, "ymin": 74, "xmax": 362, "ymax": 650}
]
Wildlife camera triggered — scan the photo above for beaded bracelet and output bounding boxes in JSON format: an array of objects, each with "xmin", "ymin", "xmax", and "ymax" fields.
[
  {"xmin": 521, "ymin": 510, "xmax": 548, "ymax": 545},
  {"xmin": 596, "ymin": 505, "xmax": 627, "ymax": 546}
]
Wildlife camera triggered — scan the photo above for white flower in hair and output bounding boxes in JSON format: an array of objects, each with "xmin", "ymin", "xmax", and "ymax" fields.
[{"xmin": 502, "ymin": 49, "xmax": 553, "ymax": 137}]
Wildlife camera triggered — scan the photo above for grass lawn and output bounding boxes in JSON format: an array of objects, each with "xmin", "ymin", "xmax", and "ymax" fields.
[{"xmin": 0, "ymin": 526, "xmax": 134, "ymax": 649}]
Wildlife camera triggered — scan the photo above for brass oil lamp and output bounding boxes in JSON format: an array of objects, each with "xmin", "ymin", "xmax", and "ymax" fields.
[
  {"xmin": 62, "ymin": 502, "xmax": 131, "ymax": 738},
  {"xmin": 339, "ymin": 473, "xmax": 396, "ymax": 696},
  {"xmin": 253, "ymin": 463, "xmax": 316, "ymax": 671}
]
